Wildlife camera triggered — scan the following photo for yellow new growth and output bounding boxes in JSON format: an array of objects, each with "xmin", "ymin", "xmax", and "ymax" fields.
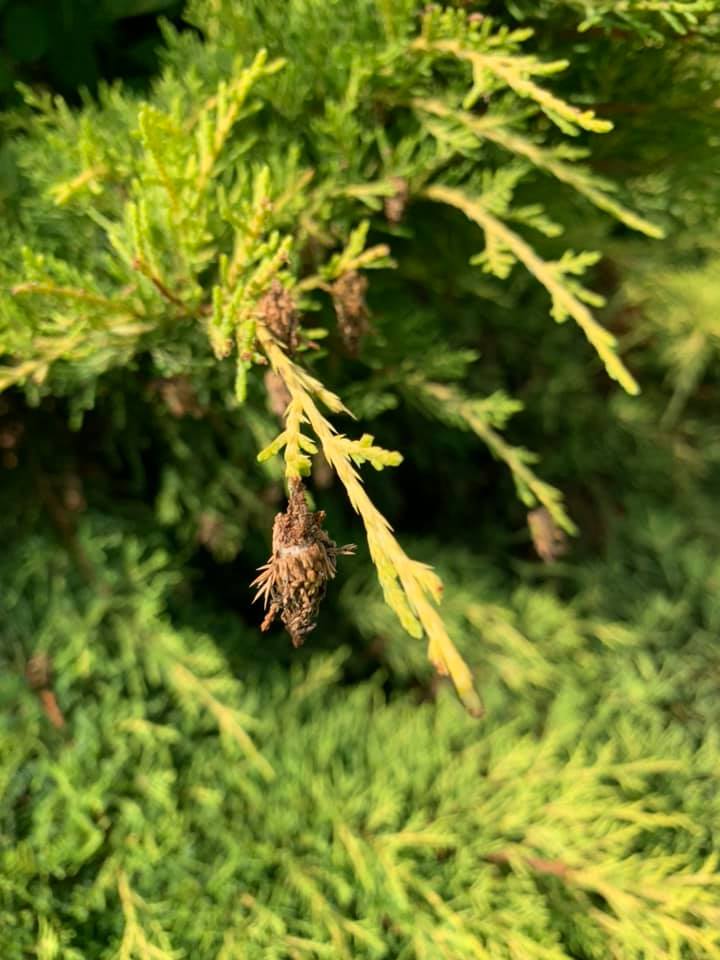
[
  {"xmin": 255, "ymin": 323, "xmax": 484, "ymax": 718},
  {"xmin": 412, "ymin": 38, "xmax": 612, "ymax": 134},
  {"xmin": 423, "ymin": 184, "xmax": 639, "ymax": 395},
  {"xmin": 413, "ymin": 98, "xmax": 664, "ymax": 240},
  {"xmin": 194, "ymin": 50, "xmax": 286, "ymax": 198},
  {"xmin": 117, "ymin": 871, "xmax": 178, "ymax": 960}
]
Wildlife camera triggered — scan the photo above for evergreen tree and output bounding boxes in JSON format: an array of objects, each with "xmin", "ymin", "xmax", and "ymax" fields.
[{"xmin": 1, "ymin": 2, "xmax": 720, "ymax": 957}]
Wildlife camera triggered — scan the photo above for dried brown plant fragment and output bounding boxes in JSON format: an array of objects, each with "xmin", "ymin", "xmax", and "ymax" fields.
[
  {"xmin": 148, "ymin": 376, "xmax": 204, "ymax": 418},
  {"xmin": 25, "ymin": 653, "xmax": 66, "ymax": 729}
]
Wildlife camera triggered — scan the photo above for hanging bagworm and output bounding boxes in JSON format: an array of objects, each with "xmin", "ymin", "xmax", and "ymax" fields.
[
  {"xmin": 331, "ymin": 270, "xmax": 370, "ymax": 356},
  {"xmin": 258, "ymin": 279, "xmax": 300, "ymax": 354},
  {"xmin": 384, "ymin": 175, "xmax": 409, "ymax": 225},
  {"xmin": 251, "ymin": 479, "xmax": 355, "ymax": 646},
  {"xmin": 527, "ymin": 506, "xmax": 568, "ymax": 563}
]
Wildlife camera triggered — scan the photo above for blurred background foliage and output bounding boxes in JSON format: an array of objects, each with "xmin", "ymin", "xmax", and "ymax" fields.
[{"xmin": 0, "ymin": 0, "xmax": 183, "ymax": 103}]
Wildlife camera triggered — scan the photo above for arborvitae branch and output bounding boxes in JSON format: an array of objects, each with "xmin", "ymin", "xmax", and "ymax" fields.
[
  {"xmin": 256, "ymin": 324, "xmax": 484, "ymax": 717},
  {"xmin": 411, "ymin": 35, "xmax": 612, "ymax": 134},
  {"xmin": 407, "ymin": 378, "xmax": 576, "ymax": 534},
  {"xmin": 413, "ymin": 97, "xmax": 664, "ymax": 239},
  {"xmin": 423, "ymin": 183, "xmax": 639, "ymax": 395}
]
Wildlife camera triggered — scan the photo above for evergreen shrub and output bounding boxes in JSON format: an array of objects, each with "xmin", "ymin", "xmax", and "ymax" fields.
[{"xmin": 1, "ymin": 2, "xmax": 720, "ymax": 957}]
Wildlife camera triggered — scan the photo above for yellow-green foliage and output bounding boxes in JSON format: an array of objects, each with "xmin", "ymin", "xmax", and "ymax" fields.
[
  {"xmin": 1, "ymin": 2, "xmax": 720, "ymax": 957},
  {"xmin": 2, "ymin": 514, "xmax": 720, "ymax": 958}
]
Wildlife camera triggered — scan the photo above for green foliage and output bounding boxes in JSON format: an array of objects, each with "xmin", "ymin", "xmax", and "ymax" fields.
[
  {"xmin": 1, "ymin": 0, "xmax": 720, "ymax": 956},
  {"xmin": 2, "ymin": 511, "xmax": 720, "ymax": 958}
]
